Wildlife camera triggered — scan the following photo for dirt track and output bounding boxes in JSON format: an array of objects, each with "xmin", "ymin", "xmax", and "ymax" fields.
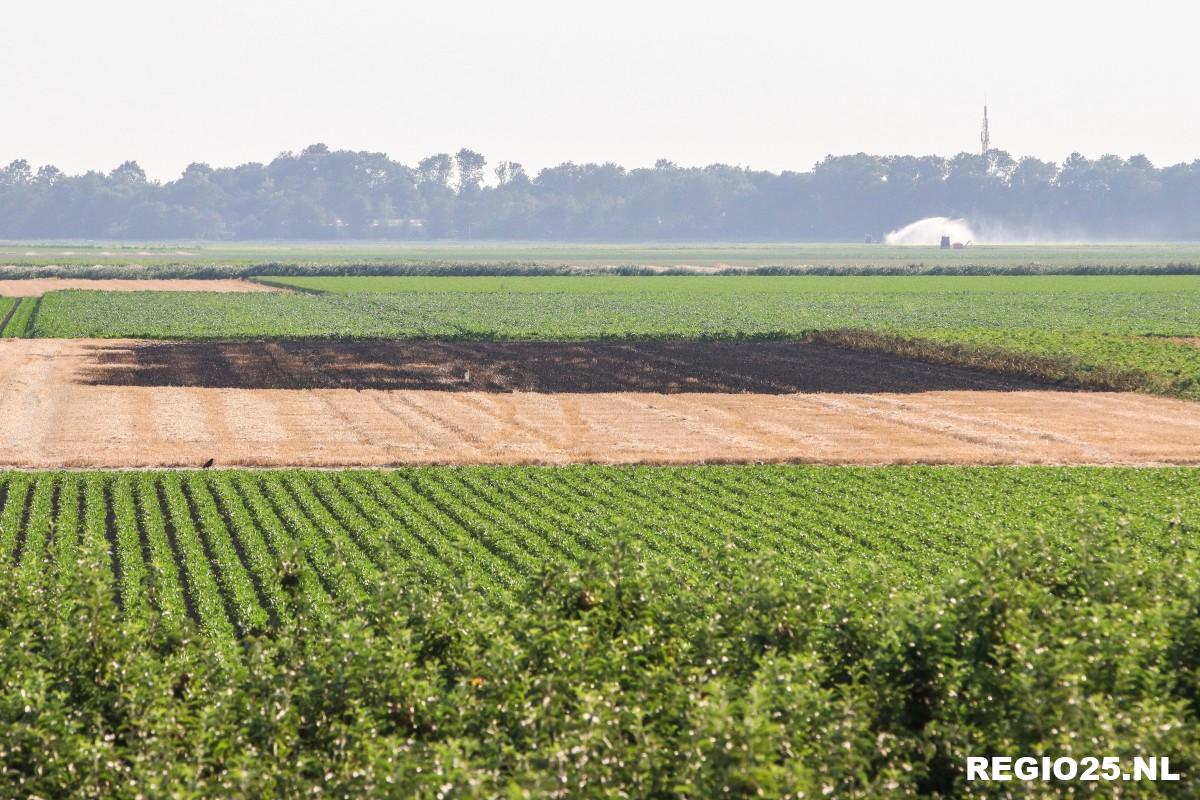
[
  {"xmin": 0, "ymin": 278, "xmax": 275, "ymax": 296},
  {"xmin": 2, "ymin": 339, "xmax": 1199, "ymax": 468}
]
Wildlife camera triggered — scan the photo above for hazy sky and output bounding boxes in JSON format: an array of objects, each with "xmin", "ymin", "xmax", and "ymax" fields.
[{"xmin": 3, "ymin": 0, "xmax": 1196, "ymax": 181}]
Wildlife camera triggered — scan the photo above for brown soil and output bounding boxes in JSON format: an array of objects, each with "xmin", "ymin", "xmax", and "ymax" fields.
[
  {"xmin": 2, "ymin": 338, "xmax": 1198, "ymax": 468},
  {"xmin": 1168, "ymin": 337, "xmax": 1200, "ymax": 348},
  {"xmin": 0, "ymin": 278, "xmax": 276, "ymax": 297},
  {"xmin": 79, "ymin": 339, "xmax": 1056, "ymax": 394}
]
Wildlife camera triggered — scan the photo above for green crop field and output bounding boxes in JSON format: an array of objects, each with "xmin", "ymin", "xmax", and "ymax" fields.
[
  {"xmin": 5, "ymin": 241, "xmax": 1200, "ymax": 270},
  {"xmin": 0, "ymin": 297, "xmax": 18, "ymax": 334},
  {"xmin": 5, "ymin": 465, "xmax": 1200, "ymax": 796},
  {"xmin": 30, "ymin": 274, "xmax": 1200, "ymax": 397},
  {"xmin": 9, "ymin": 466, "xmax": 1198, "ymax": 634},
  {"xmin": 258, "ymin": 273, "xmax": 1200, "ymax": 294},
  {"xmin": 0, "ymin": 296, "xmax": 38, "ymax": 338}
]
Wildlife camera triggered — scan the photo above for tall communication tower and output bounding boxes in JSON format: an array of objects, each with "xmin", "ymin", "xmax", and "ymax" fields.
[{"xmin": 980, "ymin": 104, "xmax": 991, "ymax": 162}]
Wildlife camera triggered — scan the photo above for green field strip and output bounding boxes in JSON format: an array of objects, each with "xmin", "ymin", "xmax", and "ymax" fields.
[
  {"xmin": 221, "ymin": 475, "xmax": 333, "ymax": 618},
  {"xmin": 31, "ymin": 278, "xmax": 1200, "ymax": 340},
  {"xmin": 134, "ymin": 473, "xmax": 190, "ymax": 635},
  {"xmin": 548, "ymin": 469, "xmax": 711, "ymax": 585},
  {"xmin": 250, "ymin": 275, "xmax": 331, "ymax": 294},
  {"xmin": 51, "ymin": 475, "xmax": 82, "ymax": 594},
  {"xmin": 381, "ymin": 472, "xmax": 522, "ymax": 592},
  {"xmin": 159, "ymin": 474, "xmax": 237, "ymax": 639},
  {"xmin": 183, "ymin": 477, "xmax": 271, "ymax": 634},
  {"xmin": 456, "ymin": 470, "xmax": 596, "ymax": 564},
  {"xmin": 407, "ymin": 471, "xmax": 543, "ymax": 576},
  {"xmin": 254, "ymin": 473, "xmax": 368, "ymax": 606},
  {"xmin": 327, "ymin": 472, "xmax": 457, "ymax": 586},
  {"xmin": 684, "ymin": 470, "xmax": 832, "ymax": 572},
  {"xmin": 438, "ymin": 470, "xmax": 583, "ymax": 567},
  {"xmin": 1, "ymin": 296, "xmax": 39, "ymax": 337},
  {"xmin": 257, "ymin": 274, "xmax": 1200, "ymax": 294},
  {"xmin": 564, "ymin": 467, "xmax": 737, "ymax": 574},
  {"xmin": 310, "ymin": 472, "xmax": 471, "ymax": 595},
  {"xmin": 110, "ymin": 475, "xmax": 152, "ymax": 617},
  {"xmin": 14, "ymin": 474, "xmax": 55, "ymax": 574},
  {"xmin": 302, "ymin": 473, "xmax": 403, "ymax": 569},
  {"xmin": 0, "ymin": 475, "xmax": 32, "ymax": 564},
  {"xmin": 601, "ymin": 468, "xmax": 780, "ymax": 565},
  {"xmin": 207, "ymin": 474, "xmax": 294, "ymax": 626},
  {"xmin": 81, "ymin": 475, "xmax": 117, "ymax": 608},
  {"xmin": 7, "ymin": 464, "xmax": 1200, "ymax": 796},
  {"xmin": 0, "ymin": 297, "xmax": 18, "ymax": 333},
  {"xmin": 739, "ymin": 469, "xmax": 937, "ymax": 563},
  {"xmin": 361, "ymin": 471, "xmax": 494, "ymax": 586},
  {"xmin": 505, "ymin": 469, "xmax": 674, "ymax": 574},
  {"xmin": 277, "ymin": 473, "xmax": 382, "ymax": 591},
  {"xmin": 498, "ymin": 471, "xmax": 611, "ymax": 555}
]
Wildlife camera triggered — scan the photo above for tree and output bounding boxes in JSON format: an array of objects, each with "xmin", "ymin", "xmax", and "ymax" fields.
[
  {"xmin": 513, "ymin": 163, "xmax": 529, "ymax": 185},
  {"xmin": 418, "ymin": 154, "xmax": 452, "ymax": 188},
  {"xmin": 496, "ymin": 161, "xmax": 529, "ymax": 187},
  {"xmin": 110, "ymin": 161, "xmax": 147, "ymax": 184},
  {"xmin": 1, "ymin": 159, "xmax": 33, "ymax": 186},
  {"xmin": 35, "ymin": 165, "xmax": 64, "ymax": 186},
  {"xmin": 455, "ymin": 149, "xmax": 486, "ymax": 193}
]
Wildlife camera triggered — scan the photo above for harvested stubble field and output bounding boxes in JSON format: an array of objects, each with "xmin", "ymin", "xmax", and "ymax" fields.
[
  {"xmin": 3, "ymin": 338, "xmax": 1200, "ymax": 467},
  {"xmin": 0, "ymin": 277, "xmax": 275, "ymax": 297}
]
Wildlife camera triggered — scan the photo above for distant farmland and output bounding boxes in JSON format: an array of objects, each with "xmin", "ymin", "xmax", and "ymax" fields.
[{"xmin": 6, "ymin": 241, "xmax": 1200, "ymax": 270}]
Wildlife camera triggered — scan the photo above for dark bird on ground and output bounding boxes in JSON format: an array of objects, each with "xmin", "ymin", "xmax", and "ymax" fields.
[{"xmin": 202, "ymin": 458, "xmax": 214, "ymax": 468}]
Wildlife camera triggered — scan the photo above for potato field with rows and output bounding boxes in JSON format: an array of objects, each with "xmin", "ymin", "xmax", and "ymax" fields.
[{"xmin": 4, "ymin": 467, "xmax": 1198, "ymax": 637}]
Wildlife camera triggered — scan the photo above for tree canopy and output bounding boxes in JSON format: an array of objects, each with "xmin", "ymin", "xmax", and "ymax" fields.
[{"xmin": 1, "ymin": 145, "xmax": 1197, "ymax": 240}]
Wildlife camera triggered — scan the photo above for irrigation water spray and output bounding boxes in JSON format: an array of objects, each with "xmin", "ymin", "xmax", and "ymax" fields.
[{"xmin": 885, "ymin": 216, "xmax": 977, "ymax": 245}]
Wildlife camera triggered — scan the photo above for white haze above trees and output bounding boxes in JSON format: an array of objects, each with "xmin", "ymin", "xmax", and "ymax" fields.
[{"xmin": 1, "ymin": 146, "xmax": 1197, "ymax": 241}]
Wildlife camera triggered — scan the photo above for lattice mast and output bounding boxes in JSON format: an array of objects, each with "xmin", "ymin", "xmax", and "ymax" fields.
[{"xmin": 980, "ymin": 104, "xmax": 991, "ymax": 164}]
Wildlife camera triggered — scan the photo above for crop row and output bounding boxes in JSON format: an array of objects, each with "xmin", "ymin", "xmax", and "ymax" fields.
[{"xmin": 3, "ymin": 466, "xmax": 1199, "ymax": 641}]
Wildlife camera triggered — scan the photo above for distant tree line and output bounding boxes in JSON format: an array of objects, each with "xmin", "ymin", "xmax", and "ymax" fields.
[{"xmin": 1, "ymin": 144, "xmax": 1198, "ymax": 240}]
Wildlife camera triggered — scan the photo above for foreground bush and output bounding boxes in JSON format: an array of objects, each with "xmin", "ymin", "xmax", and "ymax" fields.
[{"xmin": 2, "ymin": 511, "xmax": 1199, "ymax": 798}]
